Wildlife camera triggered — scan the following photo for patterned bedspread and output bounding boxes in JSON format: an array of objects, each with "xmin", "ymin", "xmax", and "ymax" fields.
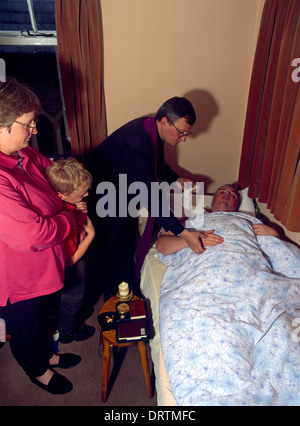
[{"xmin": 158, "ymin": 211, "xmax": 300, "ymax": 406}]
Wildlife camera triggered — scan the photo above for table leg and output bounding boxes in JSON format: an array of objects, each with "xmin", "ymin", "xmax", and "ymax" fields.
[
  {"xmin": 102, "ymin": 339, "xmax": 111, "ymax": 402},
  {"xmin": 138, "ymin": 341, "xmax": 153, "ymax": 398}
]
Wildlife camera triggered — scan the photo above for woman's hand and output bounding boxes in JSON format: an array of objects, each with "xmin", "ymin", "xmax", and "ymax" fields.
[
  {"xmin": 78, "ymin": 216, "xmax": 95, "ymax": 243},
  {"xmin": 82, "ymin": 216, "xmax": 96, "ymax": 238}
]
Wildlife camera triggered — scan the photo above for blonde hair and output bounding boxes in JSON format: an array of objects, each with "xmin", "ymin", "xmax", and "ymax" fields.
[{"xmin": 46, "ymin": 157, "xmax": 92, "ymax": 195}]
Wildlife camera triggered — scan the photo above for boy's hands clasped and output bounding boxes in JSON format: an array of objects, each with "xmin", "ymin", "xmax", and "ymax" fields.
[{"xmin": 75, "ymin": 200, "xmax": 88, "ymax": 213}]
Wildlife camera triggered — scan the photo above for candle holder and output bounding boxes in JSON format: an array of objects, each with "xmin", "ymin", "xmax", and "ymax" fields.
[{"xmin": 117, "ymin": 281, "xmax": 133, "ymax": 302}]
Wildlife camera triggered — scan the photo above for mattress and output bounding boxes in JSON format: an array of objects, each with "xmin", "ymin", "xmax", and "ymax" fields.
[{"xmin": 140, "ymin": 244, "xmax": 176, "ymax": 406}]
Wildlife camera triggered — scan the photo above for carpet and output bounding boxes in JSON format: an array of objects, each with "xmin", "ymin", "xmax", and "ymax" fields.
[{"xmin": 0, "ymin": 295, "xmax": 157, "ymax": 407}]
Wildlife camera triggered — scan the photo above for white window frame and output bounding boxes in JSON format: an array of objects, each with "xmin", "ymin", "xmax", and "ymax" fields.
[
  {"xmin": 0, "ymin": 0, "xmax": 57, "ymax": 46},
  {"xmin": 0, "ymin": 31, "xmax": 57, "ymax": 46},
  {"xmin": 0, "ymin": 1, "xmax": 72, "ymax": 156}
]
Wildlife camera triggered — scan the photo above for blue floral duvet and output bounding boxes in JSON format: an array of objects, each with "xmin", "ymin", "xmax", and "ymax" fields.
[{"xmin": 158, "ymin": 212, "xmax": 300, "ymax": 406}]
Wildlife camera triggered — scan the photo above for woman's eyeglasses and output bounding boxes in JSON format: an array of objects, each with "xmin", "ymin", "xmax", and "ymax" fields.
[{"xmin": 14, "ymin": 119, "xmax": 38, "ymax": 130}]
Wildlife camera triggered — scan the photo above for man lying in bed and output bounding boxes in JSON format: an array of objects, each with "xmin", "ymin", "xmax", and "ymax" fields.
[
  {"xmin": 156, "ymin": 184, "xmax": 279, "ymax": 255},
  {"xmin": 156, "ymin": 184, "xmax": 300, "ymax": 406}
]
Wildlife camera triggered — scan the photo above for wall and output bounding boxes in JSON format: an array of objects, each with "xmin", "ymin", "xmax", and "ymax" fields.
[
  {"xmin": 101, "ymin": 0, "xmax": 264, "ymax": 192},
  {"xmin": 101, "ymin": 1, "xmax": 300, "ymax": 244}
]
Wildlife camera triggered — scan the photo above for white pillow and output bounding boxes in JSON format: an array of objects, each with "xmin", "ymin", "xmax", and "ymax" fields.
[
  {"xmin": 238, "ymin": 187, "xmax": 256, "ymax": 216},
  {"xmin": 138, "ymin": 187, "xmax": 256, "ymax": 226}
]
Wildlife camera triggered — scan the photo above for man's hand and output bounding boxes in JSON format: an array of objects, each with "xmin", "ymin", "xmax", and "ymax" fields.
[
  {"xmin": 179, "ymin": 229, "xmax": 223, "ymax": 254},
  {"xmin": 200, "ymin": 229, "xmax": 224, "ymax": 247},
  {"xmin": 179, "ymin": 229, "xmax": 205, "ymax": 254},
  {"xmin": 252, "ymin": 224, "xmax": 279, "ymax": 237},
  {"xmin": 176, "ymin": 178, "xmax": 195, "ymax": 190}
]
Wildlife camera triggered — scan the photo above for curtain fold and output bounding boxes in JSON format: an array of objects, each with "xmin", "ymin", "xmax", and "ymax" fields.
[
  {"xmin": 55, "ymin": 0, "xmax": 107, "ymax": 161},
  {"xmin": 238, "ymin": 0, "xmax": 300, "ymax": 232}
]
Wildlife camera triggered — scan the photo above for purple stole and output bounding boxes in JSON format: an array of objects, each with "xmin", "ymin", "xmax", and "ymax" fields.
[{"xmin": 134, "ymin": 117, "xmax": 163, "ymax": 279}]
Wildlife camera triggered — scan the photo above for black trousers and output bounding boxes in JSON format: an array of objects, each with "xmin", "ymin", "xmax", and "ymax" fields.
[
  {"xmin": 0, "ymin": 292, "xmax": 60, "ymax": 378},
  {"xmin": 87, "ymin": 158, "xmax": 142, "ymax": 300},
  {"xmin": 59, "ymin": 258, "xmax": 86, "ymax": 335},
  {"xmin": 94, "ymin": 215, "xmax": 139, "ymax": 300}
]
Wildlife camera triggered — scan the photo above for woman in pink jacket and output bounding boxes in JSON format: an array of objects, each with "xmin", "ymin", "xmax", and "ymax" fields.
[{"xmin": 0, "ymin": 78, "xmax": 80, "ymax": 394}]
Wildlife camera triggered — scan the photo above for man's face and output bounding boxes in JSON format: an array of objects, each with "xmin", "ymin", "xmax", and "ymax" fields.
[
  {"xmin": 211, "ymin": 185, "xmax": 239, "ymax": 212},
  {"xmin": 161, "ymin": 117, "xmax": 192, "ymax": 146}
]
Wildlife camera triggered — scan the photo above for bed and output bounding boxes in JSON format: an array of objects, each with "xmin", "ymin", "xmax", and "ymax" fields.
[{"xmin": 140, "ymin": 189, "xmax": 300, "ymax": 406}]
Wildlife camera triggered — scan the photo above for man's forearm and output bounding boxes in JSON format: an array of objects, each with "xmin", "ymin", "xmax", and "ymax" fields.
[{"xmin": 156, "ymin": 234, "xmax": 188, "ymax": 255}]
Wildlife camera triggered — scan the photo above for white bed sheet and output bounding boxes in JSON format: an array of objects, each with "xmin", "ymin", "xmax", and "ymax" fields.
[{"xmin": 139, "ymin": 189, "xmax": 256, "ymax": 405}]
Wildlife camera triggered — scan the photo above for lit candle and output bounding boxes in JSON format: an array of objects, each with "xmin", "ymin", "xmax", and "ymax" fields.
[{"xmin": 118, "ymin": 281, "xmax": 129, "ymax": 297}]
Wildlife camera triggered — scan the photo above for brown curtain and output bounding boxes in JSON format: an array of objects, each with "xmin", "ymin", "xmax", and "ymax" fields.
[
  {"xmin": 238, "ymin": 0, "xmax": 300, "ymax": 232},
  {"xmin": 55, "ymin": 0, "xmax": 107, "ymax": 161}
]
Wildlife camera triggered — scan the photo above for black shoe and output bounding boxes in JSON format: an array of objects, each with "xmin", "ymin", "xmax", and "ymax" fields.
[
  {"xmin": 51, "ymin": 353, "xmax": 81, "ymax": 369},
  {"xmin": 59, "ymin": 324, "xmax": 95, "ymax": 344},
  {"xmin": 30, "ymin": 372, "xmax": 73, "ymax": 394}
]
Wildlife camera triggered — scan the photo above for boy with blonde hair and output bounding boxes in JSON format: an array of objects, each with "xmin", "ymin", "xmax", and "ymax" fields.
[{"xmin": 46, "ymin": 157, "xmax": 96, "ymax": 343}]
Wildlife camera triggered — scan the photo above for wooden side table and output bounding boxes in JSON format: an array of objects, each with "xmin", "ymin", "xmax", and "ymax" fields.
[{"xmin": 98, "ymin": 295, "xmax": 153, "ymax": 402}]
